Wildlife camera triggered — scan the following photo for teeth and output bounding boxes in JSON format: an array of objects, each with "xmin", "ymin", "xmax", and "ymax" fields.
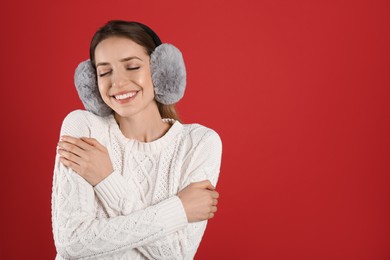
[{"xmin": 115, "ymin": 92, "xmax": 137, "ymax": 100}]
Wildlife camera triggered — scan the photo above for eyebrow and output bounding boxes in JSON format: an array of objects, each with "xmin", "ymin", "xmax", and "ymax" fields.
[{"xmin": 96, "ymin": 56, "xmax": 143, "ymax": 67}]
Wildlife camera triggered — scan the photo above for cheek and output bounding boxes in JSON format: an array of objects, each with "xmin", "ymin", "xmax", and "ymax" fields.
[
  {"xmin": 97, "ymin": 80, "xmax": 109, "ymax": 96},
  {"xmin": 137, "ymin": 69, "xmax": 154, "ymax": 91}
]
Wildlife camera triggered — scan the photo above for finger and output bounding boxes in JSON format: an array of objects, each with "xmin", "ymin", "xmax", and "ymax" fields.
[
  {"xmin": 193, "ymin": 180, "xmax": 215, "ymax": 190},
  {"xmin": 60, "ymin": 136, "xmax": 91, "ymax": 151},
  {"xmin": 81, "ymin": 137, "xmax": 105, "ymax": 150},
  {"xmin": 58, "ymin": 149, "xmax": 83, "ymax": 166},
  {"xmin": 213, "ymin": 199, "xmax": 218, "ymax": 206},
  {"xmin": 210, "ymin": 206, "xmax": 218, "ymax": 213},
  {"xmin": 59, "ymin": 156, "xmax": 81, "ymax": 174},
  {"xmin": 208, "ymin": 212, "xmax": 215, "ymax": 219},
  {"xmin": 211, "ymin": 190, "xmax": 219, "ymax": 199},
  {"xmin": 58, "ymin": 142, "xmax": 86, "ymax": 158}
]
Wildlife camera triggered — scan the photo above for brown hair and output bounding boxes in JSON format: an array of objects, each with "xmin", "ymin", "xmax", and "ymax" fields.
[{"xmin": 90, "ymin": 20, "xmax": 181, "ymax": 122}]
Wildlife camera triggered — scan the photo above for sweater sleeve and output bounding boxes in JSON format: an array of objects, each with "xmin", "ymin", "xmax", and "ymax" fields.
[
  {"xmin": 137, "ymin": 129, "xmax": 223, "ymax": 259},
  {"xmin": 93, "ymin": 170, "xmax": 145, "ymax": 216},
  {"xmin": 51, "ymin": 111, "xmax": 188, "ymax": 259}
]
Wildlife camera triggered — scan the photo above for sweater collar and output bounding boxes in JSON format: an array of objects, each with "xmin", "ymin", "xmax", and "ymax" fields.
[{"xmin": 108, "ymin": 115, "xmax": 183, "ymax": 153}]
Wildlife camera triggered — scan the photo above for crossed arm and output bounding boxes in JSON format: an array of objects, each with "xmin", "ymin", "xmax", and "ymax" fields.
[
  {"xmin": 52, "ymin": 112, "xmax": 222, "ymax": 259},
  {"xmin": 58, "ymin": 136, "xmax": 219, "ymax": 222}
]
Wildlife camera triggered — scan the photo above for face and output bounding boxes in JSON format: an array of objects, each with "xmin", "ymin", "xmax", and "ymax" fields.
[{"xmin": 94, "ymin": 36, "xmax": 156, "ymax": 118}]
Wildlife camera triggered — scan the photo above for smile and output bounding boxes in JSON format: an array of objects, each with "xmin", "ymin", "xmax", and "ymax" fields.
[
  {"xmin": 111, "ymin": 91, "xmax": 139, "ymax": 104},
  {"xmin": 114, "ymin": 91, "xmax": 138, "ymax": 100}
]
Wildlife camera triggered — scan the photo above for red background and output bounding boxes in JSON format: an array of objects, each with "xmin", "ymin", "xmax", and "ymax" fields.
[{"xmin": 1, "ymin": 0, "xmax": 389, "ymax": 259}]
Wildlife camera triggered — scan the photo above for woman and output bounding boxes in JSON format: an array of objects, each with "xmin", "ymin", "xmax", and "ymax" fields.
[{"xmin": 52, "ymin": 20, "xmax": 222, "ymax": 259}]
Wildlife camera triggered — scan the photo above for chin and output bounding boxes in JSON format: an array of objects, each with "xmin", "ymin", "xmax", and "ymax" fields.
[
  {"xmin": 113, "ymin": 109, "xmax": 135, "ymax": 118},
  {"xmin": 112, "ymin": 106, "xmax": 142, "ymax": 118}
]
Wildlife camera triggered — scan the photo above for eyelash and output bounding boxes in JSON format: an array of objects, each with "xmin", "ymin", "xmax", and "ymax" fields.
[
  {"xmin": 98, "ymin": 67, "xmax": 140, "ymax": 77},
  {"xmin": 99, "ymin": 72, "xmax": 110, "ymax": 77},
  {"xmin": 127, "ymin": 67, "xmax": 140, "ymax": 71}
]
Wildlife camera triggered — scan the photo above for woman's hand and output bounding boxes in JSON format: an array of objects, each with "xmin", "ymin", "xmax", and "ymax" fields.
[
  {"xmin": 178, "ymin": 180, "xmax": 219, "ymax": 223},
  {"xmin": 57, "ymin": 136, "xmax": 114, "ymax": 186}
]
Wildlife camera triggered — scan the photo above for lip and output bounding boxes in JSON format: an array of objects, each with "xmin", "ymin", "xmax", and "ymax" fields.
[{"xmin": 111, "ymin": 90, "xmax": 139, "ymax": 104}]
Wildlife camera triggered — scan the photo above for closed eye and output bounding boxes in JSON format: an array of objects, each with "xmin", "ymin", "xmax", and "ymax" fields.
[
  {"xmin": 98, "ymin": 66, "xmax": 139, "ymax": 77},
  {"xmin": 98, "ymin": 71, "xmax": 111, "ymax": 77},
  {"xmin": 127, "ymin": 67, "xmax": 140, "ymax": 71}
]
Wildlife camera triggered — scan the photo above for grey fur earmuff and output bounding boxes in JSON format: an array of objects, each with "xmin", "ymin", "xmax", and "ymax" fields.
[
  {"xmin": 74, "ymin": 60, "xmax": 113, "ymax": 116},
  {"xmin": 74, "ymin": 23, "xmax": 186, "ymax": 117},
  {"xmin": 151, "ymin": 44, "xmax": 186, "ymax": 105}
]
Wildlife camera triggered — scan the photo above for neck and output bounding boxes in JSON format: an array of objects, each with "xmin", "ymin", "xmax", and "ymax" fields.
[{"xmin": 114, "ymin": 103, "xmax": 171, "ymax": 143}]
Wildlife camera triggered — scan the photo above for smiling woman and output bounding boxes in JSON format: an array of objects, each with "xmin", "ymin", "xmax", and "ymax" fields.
[{"xmin": 51, "ymin": 20, "xmax": 222, "ymax": 259}]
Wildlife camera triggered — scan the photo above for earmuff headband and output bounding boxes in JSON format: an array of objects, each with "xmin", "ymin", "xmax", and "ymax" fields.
[{"xmin": 134, "ymin": 22, "xmax": 162, "ymax": 47}]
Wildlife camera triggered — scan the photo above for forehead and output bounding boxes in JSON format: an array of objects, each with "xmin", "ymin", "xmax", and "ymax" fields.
[{"xmin": 94, "ymin": 36, "xmax": 148, "ymax": 62}]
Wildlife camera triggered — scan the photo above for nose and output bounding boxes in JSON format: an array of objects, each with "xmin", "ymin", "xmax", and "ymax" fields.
[{"xmin": 112, "ymin": 70, "xmax": 128, "ymax": 88}]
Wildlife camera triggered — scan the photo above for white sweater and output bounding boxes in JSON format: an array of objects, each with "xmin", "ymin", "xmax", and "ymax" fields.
[{"xmin": 51, "ymin": 110, "xmax": 222, "ymax": 260}]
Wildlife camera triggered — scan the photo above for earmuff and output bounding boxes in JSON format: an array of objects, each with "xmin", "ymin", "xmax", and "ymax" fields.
[{"xmin": 74, "ymin": 21, "xmax": 186, "ymax": 117}]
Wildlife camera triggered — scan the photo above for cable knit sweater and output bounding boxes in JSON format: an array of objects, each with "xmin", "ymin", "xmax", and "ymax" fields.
[{"xmin": 51, "ymin": 110, "xmax": 222, "ymax": 260}]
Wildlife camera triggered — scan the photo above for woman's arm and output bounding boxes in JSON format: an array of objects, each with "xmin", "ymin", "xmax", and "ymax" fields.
[
  {"xmin": 58, "ymin": 132, "xmax": 218, "ymax": 222},
  {"xmin": 56, "ymin": 110, "xmax": 143, "ymax": 217},
  {"xmin": 78, "ymin": 127, "xmax": 222, "ymax": 259},
  {"xmin": 52, "ymin": 111, "xmax": 188, "ymax": 258},
  {"xmin": 52, "ymin": 111, "xmax": 217, "ymax": 259},
  {"xmin": 137, "ymin": 130, "xmax": 223, "ymax": 259},
  {"xmin": 58, "ymin": 134, "xmax": 146, "ymax": 216},
  {"xmin": 52, "ymin": 156, "xmax": 188, "ymax": 259}
]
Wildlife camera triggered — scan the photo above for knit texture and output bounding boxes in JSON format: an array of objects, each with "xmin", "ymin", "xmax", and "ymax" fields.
[{"xmin": 51, "ymin": 110, "xmax": 222, "ymax": 259}]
